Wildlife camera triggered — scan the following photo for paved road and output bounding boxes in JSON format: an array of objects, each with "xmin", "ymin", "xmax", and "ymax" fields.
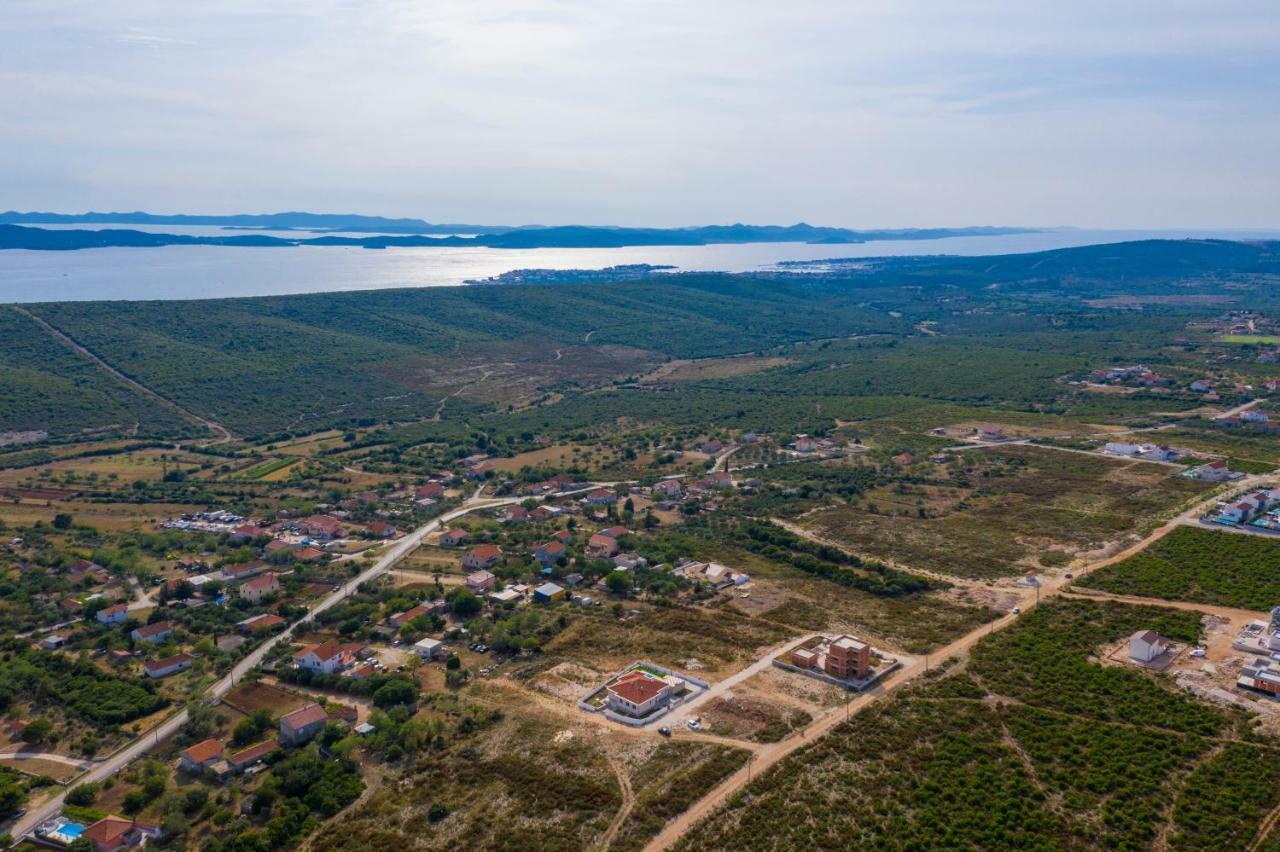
[{"xmin": 12, "ymin": 492, "xmax": 521, "ymax": 842}]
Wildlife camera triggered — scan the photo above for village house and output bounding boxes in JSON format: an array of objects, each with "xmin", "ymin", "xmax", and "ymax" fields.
[
  {"xmin": 606, "ymin": 670, "xmax": 673, "ymax": 718},
  {"xmin": 975, "ymin": 424, "xmax": 1007, "ymax": 441},
  {"xmin": 225, "ymin": 738, "xmax": 279, "ymax": 775},
  {"xmin": 586, "ymin": 533, "xmax": 621, "ymax": 559},
  {"xmin": 230, "ymin": 524, "xmax": 264, "ymax": 543},
  {"xmin": 1194, "ymin": 460, "xmax": 1237, "ymax": 482},
  {"xmin": 293, "ymin": 639, "xmax": 352, "ymax": 675},
  {"xmin": 439, "ymin": 527, "xmax": 470, "ymax": 547},
  {"xmin": 652, "ymin": 479, "xmax": 682, "ymax": 499},
  {"xmin": 279, "ymin": 703, "xmax": 329, "ymax": 747},
  {"xmin": 237, "ymin": 613, "xmax": 284, "ymax": 634},
  {"xmin": 60, "ymin": 597, "xmax": 83, "ymax": 615},
  {"xmin": 223, "ymin": 561, "xmax": 266, "ymax": 582},
  {"xmin": 298, "ymin": 515, "xmax": 346, "ymax": 541},
  {"xmin": 584, "ymin": 487, "xmax": 618, "ymax": 506},
  {"xmin": 386, "ymin": 596, "xmax": 442, "ymax": 624},
  {"xmin": 612, "ymin": 552, "xmax": 648, "ymax": 571},
  {"xmin": 793, "ymin": 434, "xmax": 816, "ymax": 452},
  {"xmin": 415, "ymin": 482, "xmax": 446, "ymax": 502},
  {"xmin": 533, "ymin": 540, "xmax": 568, "ymax": 568},
  {"xmin": 97, "ymin": 603, "xmax": 129, "ymax": 624},
  {"xmin": 465, "ymin": 569, "xmax": 497, "ymax": 593},
  {"xmin": 530, "ymin": 505, "xmax": 559, "ymax": 522},
  {"xmin": 239, "ymin": 572, "xmax": 280, "ymax": 604},
  {"xmin": 145, "ymin": 652, "xmax": 194, "ymax": 679},
  {"xmin": 294, "ymin": 546, "xmax": 326, "ymax": 562},
  {"xmin": 701, "ymin": 439, "xmax": 724, "ymax": 455},
  {"xmin": 131, "ymin": 621, "xmax": 173, "ymax": 644},
  {"xmin": 498, "ymin": 505, "xmax": 530, "ymax": 524},
  {"xmin": 462, "ymin": 545, "xmax": 504, "ymax": 571},
  {"xmin": 180, "ymin": 739, "xmax": 224, "ymax": 773},
  {"xmin": 367, "ymin": 521, "xmax": 399, "ymax": 539},
  {"xmin": 78, "ymin": 815, "xmax": 162, "ymax": 852},
  {"xmin": 1128, "ymin": 630, "xmax": 1169, "ymax": 663}
]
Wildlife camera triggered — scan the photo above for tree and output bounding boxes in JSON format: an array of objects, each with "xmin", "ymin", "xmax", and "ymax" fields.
[
  {"xmin": 65, "ymin": 783, "xmax": 99, "ymax": 807},
  {"xmin": 21, "ymin": 718, "xmax": 52, "ymax": 743},
  {"xmin": 446, "ymin": 587, "xmax": 482, "ymax": 618},
  {"xmin": 605, "ymin": 571, "xmax": 631, "ymax": 595},
  {"xmin": 372, "ymin": 679, "xmax": 418, "ymax": 709},
  {"xmin": 52, "ymin": 513, "xmax": 73, "ymax": 530}
]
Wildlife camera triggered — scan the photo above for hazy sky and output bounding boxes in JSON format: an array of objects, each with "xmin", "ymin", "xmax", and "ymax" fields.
[{"xmin": 2, "ymin": 1, "xmax": 1278, "ymax": 228}]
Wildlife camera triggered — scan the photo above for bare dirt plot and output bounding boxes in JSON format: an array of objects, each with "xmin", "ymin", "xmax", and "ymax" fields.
[
  {"xmin": 223, "ymin": 681, "xmax": 308, "ymax": 716},
  {"xmin": 639, "ymin": 355, "xmax": 793, "ymax": 384},
  {"xmin": 0, "ymin": 755, "xmax": 84, "ymax": 783}
]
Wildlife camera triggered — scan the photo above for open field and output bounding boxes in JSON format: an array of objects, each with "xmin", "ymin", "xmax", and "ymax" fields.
[
  {"xmin": 677, "ymin": 597, "xmax": 1270, "ymax": 851},
  {"xmin": 1219, "ymin": 334, "xmax": 1280, "ymax": 344},
  {"xmin": 803, "ymin": 445, "xmax": 1212, "ymax": 579},
  {"xmin": 1077, "ymin": 525, "xmax": 1280, "ymax": 611}
]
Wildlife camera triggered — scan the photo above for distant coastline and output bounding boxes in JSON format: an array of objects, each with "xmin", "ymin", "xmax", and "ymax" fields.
[{"xmin": 0, "ymin": 213, "xmax": 1038, "ymax": 252}]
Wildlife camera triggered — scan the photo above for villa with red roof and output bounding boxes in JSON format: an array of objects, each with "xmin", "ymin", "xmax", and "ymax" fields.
[{"xmin": 606, "ymin": 671, "xmax": 673, "ymax": 718}]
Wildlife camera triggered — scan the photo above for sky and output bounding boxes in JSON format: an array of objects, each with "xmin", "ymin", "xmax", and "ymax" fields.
[{"xmin": 1, "ymin": 1, "xmax": 1278, "ymax": 229}]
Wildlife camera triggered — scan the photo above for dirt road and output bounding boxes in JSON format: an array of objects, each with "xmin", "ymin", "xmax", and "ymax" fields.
[{"xmin": 12, "ymin": 304, "xmax": 236, "ymax": 444}]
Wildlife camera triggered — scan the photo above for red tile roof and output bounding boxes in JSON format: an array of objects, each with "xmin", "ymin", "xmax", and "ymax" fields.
[
  {"xmin": 467, "ymin": 544, "xmax": 503, "ymax": 561},
  {"xmin": 608, "ymin": 673, "xmax": 668, "ymax": 704},
  {"xmin": 228, "ymin": 737, "xmax": 278, "ymax": 767},
  {"xmin": 182, "ymin": 738, "xmax": 224, "ymax": 765},
  {"xmin": 281, "ymin": 702, "xmax": 329, "ymax": 730},
  {"xmin": 294, "ymin": 639, "xmax": 344, "ymax": 662}
]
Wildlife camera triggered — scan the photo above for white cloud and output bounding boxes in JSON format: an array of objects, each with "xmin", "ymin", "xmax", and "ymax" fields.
[{"xmin": 0, "ymin": 0, "xmax": 1276, "ymax": 226}]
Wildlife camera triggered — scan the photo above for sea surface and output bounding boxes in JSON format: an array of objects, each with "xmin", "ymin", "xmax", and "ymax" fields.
[{"xmin": 2, "ymin": 226, "xmax": 1278, "ymax": 304}]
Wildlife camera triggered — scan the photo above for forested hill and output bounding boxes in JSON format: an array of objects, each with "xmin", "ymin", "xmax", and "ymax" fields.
[
  {"xmin": 3, "ymin": 238, "xmax": 1279, "ymax": 442},
  {"xmin": 798, "ymin": 239, "xmax": 1280, "ymax": 287},
  {"xmin": 0, "ymin": 221, "xmax": 1035, "ymax": 251}
]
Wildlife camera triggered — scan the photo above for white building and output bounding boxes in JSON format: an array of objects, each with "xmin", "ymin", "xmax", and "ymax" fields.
[
  {"xmin": 414, "ymin": 638, "xmax": 445, "ymax": 660},
  {"xmin": 1128, "ymin": 630, "xmax": 1169, "ymax": 663}
]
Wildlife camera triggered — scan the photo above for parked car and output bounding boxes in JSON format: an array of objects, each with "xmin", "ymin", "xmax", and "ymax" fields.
[
  {"xmin": 1011, "ymin": 607, "xmax": 1021, "ymax": 615},
  {"xmin": 658, "ymin": 727, "xmax": 671, "ymax": 737}
]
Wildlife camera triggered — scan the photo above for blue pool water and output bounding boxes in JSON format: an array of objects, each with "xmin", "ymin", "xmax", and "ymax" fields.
[{"xmin": 61, "ymin": 822, "xmax": 86, "ymax": 838}]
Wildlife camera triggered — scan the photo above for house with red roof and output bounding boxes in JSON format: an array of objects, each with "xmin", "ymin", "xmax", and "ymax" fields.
[
  {"xmin": 79, "ymin": 815, "xmax": 161, "ymax": 852},
  {"xmin": 237, "ymin": 613, "xmax": 284, "ymax": 634},
  {"xmin": 586, "ymin": 533, "xmax": 621, "ymax": 559},
  {"xmin": 533, "ymin": 540, "xmax": 567, "ymax": 568},
  {"xmin": 96, "ymin": 603, "xmax": 129, "ymax": 624},
  {"xmin": 180, "ymin": 739, "xmax": 224, "ymax": 773},
  {"xmin": 131, "ymin": 621, "xmax": 173, "ymax": 644},
  {"xmin": 439, "ymin": 528, "xmax": 470, "ymax": 548},
  {"xmin": 239, "ymin": 572, "xmax": 280, "ymax": 603},
  {"xmin": 299, "ymin": 515, "xmax": 346, "ymax": 541},
  {"xmin": 145, "ymin": 652, "xmax": 194, "ymax": 679},
  {"xmin": 279, "ymin": 702, "xmax": 329, "ymax": 746},
  {"xmin": 462, "ymin": 545, "xmax": 504, "ymax": 571},
  {"xmin": 293, "ymin": 639, "xmax": 352, "ymax": 675},
  {"xmin": 606, "ymin": 671, "xmax": 673, "ymax": 718}
]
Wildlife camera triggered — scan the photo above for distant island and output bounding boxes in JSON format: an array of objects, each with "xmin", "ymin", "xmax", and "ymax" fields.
[{"xmin": 0, "ymin": 212, "xmax": 1038, "ymax": 251}]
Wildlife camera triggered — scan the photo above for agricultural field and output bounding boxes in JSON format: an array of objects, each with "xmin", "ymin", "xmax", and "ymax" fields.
[
  {"xmin": 1078, "ymin": 525, "xmax": 1280, "ymax": 611},
  {"xmin": 678, "ymin": 598, "xmax": 1272, "ymax": 851},
  {"xmin": 802, "ymin": 445, "xmax": 1211, "ymax": 579}
]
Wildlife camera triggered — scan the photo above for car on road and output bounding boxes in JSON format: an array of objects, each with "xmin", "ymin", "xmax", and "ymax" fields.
[
  {"xmin": 1011, "ymin": 607, "xmax": 1021, "ymax": 615},
  {"xmin": 1190, "ymin": 648, "xmax": 1207, "ymax": 658}
]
